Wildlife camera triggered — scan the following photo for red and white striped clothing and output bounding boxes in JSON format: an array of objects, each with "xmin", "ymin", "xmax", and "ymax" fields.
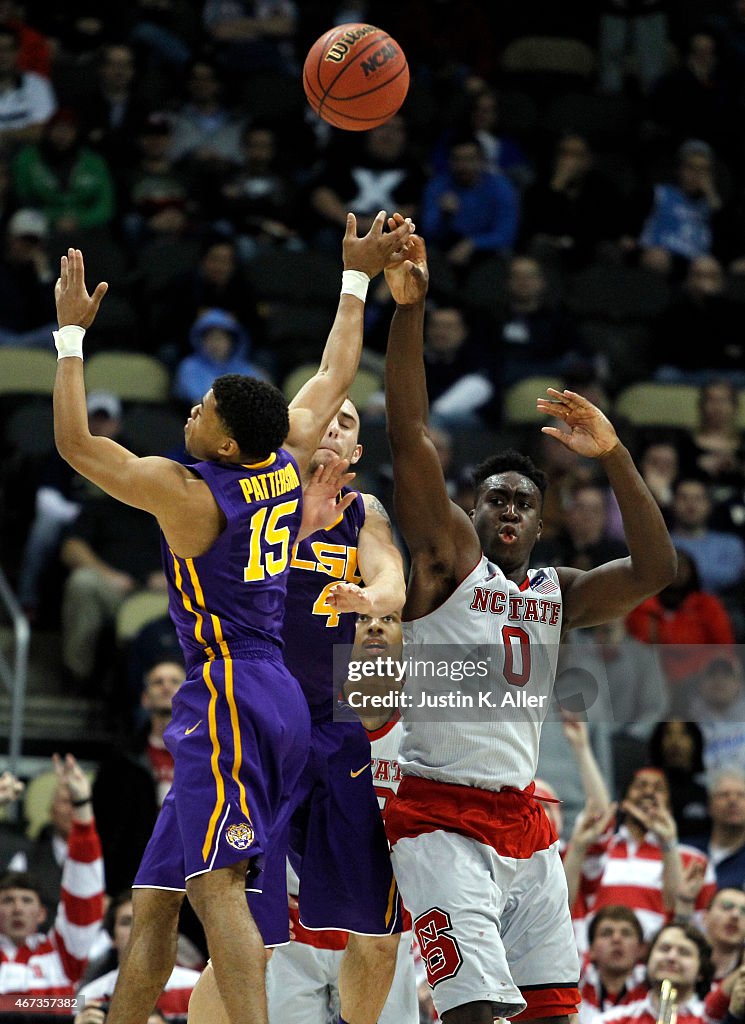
[
  {"xmin": 78, "ymin": 964, "xmax": 201, "ymax": 1019},
  {"xmin": 0, "ymin": 820, "xmax": 104, "ymax": 1012},
  {"xmin": 577, "ymin": 824, "xmax": 716, "ymax": 951},
  {"xmin": 578, "ymin": 961, "xmax": 648, "ymax": 1024},
  {"xmin": 597, "ymin": 993, "xmax": 706, "ymax": 1024}
]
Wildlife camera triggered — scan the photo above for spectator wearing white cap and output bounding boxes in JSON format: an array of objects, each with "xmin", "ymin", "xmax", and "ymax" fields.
[
  {"xmin": 0, "ymin": 206, "xmax": 56, "ymax": 346},
  {"xmin": 17, "ymin": 391, "xmax": 123, "ymax": 620}
]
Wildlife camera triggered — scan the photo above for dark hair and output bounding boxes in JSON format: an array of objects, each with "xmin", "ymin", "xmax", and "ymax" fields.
[
  {"xmin": 647, "ymin": 921, "xmax": 714, "ymax": 998},
  {"xmin": 588, "ymin": 905, "xmax": 644, "ymax": 945},
  {"xmin": 0, "ymin": 871, "xmax": 41, "ymax": 897},
  {"xmin": 708, "ymin": 886, "xmax": 745, "ymax": 911},
  {"xmin": 473, "ymin": 450, "xmax": 548, "ymax": 503},
  {"xmin": 212, "ymin": 374, "xmax": 289, "ymax": 459},
  {"xmin": 649, "ymin": 720, "xmax": 705, "ymax": 774},
  {"xmin": 104, "ymin": 888, "xmax": 133, "ymax": 937}
]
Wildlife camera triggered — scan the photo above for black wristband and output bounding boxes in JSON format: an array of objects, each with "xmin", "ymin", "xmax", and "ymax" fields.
[{"xmin": 71, "ymin": 797, "xmax": 91, "ymax": 808}]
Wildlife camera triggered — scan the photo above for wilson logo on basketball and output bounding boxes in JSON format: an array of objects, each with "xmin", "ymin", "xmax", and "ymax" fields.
[
  {"xmin": 225, "ymin": 822, "xmax": 255, "ymax": 850},
  {"xmin": 361, "ymin": 43, "xmax": 398, "ymax": 76},
  {"xmin": 325, "ymin": 25, "xmax": 377, "ymax": 62}
]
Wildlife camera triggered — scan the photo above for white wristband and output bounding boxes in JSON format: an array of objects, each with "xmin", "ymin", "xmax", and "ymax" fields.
[
  {"xmin": 53, "ymin": 325, "xmax": 86, "ymax": 360},
  {"xmin": 341, "ymin": 270, "xmax": 369, "ymax": 302}
]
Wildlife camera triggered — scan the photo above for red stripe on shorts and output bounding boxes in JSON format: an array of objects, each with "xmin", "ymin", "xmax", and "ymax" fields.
[
  {"xmin": 386, "ymin": 776, "xmax": 557, "ymax": 858},
  {"xmin": 512, "ymin": 984, "xmax": 581, "ymax": 1019}
]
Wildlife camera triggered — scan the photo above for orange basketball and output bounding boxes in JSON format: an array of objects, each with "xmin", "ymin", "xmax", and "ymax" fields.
[{"xmin": 302, "ymin": 23, "xmax": 409, "ymax": 131}]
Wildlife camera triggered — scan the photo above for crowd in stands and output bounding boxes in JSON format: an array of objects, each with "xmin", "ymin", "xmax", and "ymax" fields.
[{"xmin": 1, "ymin": 2, "xmax": 745, "ymax": 1022}]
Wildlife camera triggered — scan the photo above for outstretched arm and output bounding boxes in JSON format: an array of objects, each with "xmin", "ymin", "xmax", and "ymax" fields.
[
  {"xmin": 540, "ymin": 389, "xmax": 677, "ymax": 630},
  {"xmin": 383, "ymin": 227, "xmax": 481, "ymax": 617},
  {"xmin": 53, "ymin": 249, "xmax": 199, "ymax": 521},
  {"xmin": 285, "ymin": 211, "xmax": 414, "ymax": 479},
  {"xmin": 325, "ymin": 493, "xmax": 406, "ymax": 616}
]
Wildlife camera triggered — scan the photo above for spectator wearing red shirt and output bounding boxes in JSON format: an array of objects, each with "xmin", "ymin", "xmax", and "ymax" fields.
[
  {"xmin": 626, "ymin": 548, "xmax": 735, "ymax": 687},
  {"xmin": 578, "ymin": 906, "xmax": 648, "ymax": 1024},
  {"xmin": 597, "ymin": 922, "xmax": 714, "ymax": 1024}
]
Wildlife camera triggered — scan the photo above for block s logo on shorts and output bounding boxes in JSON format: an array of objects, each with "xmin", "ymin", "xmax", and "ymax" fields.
[
  {"xmin": 415, "ymin": 907, "xmax": 463, "ymax": 987},
  {"xmin": 225, "ymin": 822, "xmax": 255, "ymax": 850}
]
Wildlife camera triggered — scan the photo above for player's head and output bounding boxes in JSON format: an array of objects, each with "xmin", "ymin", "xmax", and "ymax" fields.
[
  {"xmin": 184, "ymin": 374, "xmax": 289, "ymax": 462},
  {"xmin": 470, "ymin": 450, "xmax": 547, "ymax": 571},
  {"xmin": 352, "ymin": 611, "xmax": 403, "ymax": 663},
  {"xmin": 311, "ymin": 398, "xmax": 362, "ymax": 472},
  {"xmin": 646, "ymin": 922, "xmax": 713, "ymax": 1000},
  {"xmin": 0, "ymin": 872, "xmax": 46, "ymax": 943},
  {"xmin": 588, "ymin": 906, "xmax": 644, "ymax": 973}
]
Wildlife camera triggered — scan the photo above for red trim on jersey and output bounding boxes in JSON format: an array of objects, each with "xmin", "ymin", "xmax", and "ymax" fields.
[
  {"xmin": 512, "ymin": 984, "xmax": 580, "ymax": 1019},
  {"xmin": 291, "ymin": 906, "xmax": 348, "ymax": 951},
  {"xmin": 365, "ymin": 713, "xmax": 401, "ymax": 742},
  {"xmin": 386, "ymin": 776, "xmax": 557, "ymax": 858},
  {"xmin": 518, "ymin": 576, "xmax": 531, "ymax": 591},
  {"xmin": 402, "ymin": 555, "xmax": 484, "ymax": 622}
]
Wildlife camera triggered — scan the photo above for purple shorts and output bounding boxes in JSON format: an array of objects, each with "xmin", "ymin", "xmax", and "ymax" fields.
[
  {"xmin": 134, "ymin": 641, "xmax": 311, "ymax": 916},
  {"xmin": 249, "ymin": 717, "xmax": 402, "ymax": 945}
]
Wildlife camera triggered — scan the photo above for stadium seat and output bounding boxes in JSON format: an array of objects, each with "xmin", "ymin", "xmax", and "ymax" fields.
[
  {"xmin": 4, "ymin": 398, "xmax": 55, "ymax": 457},
  {"xmin": 0, "ymin": 349, "xmax": 57, "ymax": 395},
  {"xmin": 613, "ymin": 382, "xmax": 700, "ymax": 428},
  {"xmin": 85, "ymin": 351, "xmax": 171, "ymax": 403},
  {"xmin": 22, "ymin": 770, "xmax": 57, "ymax": 840},
  {"xmin": 246, "ymin": 249, "xmax": 340, "ymax": 305},
  {"xmin": 539, "ymin": 92, "xmax": 633, "ymax": 148},
  {"xmin": 566, "ymin": 264, "xmax": 670, "ymax": 322},
  {"xmin": 503, "ymin": 376, "xmax": 564, "ymax": 424},
  {"xmin": 115, "ymin": 591, "xmax": 170, "ymax": 644},
  {"xmin": 282, "ymin": 364, "xmax": 382, "ymax": 414},
  {"xmin": 121, "ymin": 403, "xmax": 185, "ymax": 457},
  {"xmin": 502, "ymin": 36, "xmax": 595, "ymax": 76}
]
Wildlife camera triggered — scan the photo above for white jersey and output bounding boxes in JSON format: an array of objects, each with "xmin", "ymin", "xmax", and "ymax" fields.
[
  {"xmin": 367, "ymin": 717, "xmax": 405, "ymax": 816},
  {"xmin": 400, "ymin": 555, "xmax": 563, "ymax": 790}
]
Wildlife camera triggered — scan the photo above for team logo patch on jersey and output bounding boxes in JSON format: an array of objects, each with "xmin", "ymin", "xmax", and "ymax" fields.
[
  {"xmin": 529, "ymin": 569, "xmax": 558, "ymax": 594},
  {"xmin": 225, "ymin": 822, "xmax": 255, "ymax": 850}
]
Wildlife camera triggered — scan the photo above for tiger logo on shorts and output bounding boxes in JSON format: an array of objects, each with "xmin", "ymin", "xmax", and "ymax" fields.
[{"xmin": 225, "ymin": 822, "xmax": 255, "ymax": 850}]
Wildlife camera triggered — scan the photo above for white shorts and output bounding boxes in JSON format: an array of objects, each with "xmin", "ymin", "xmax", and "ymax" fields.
[
  {"xmin": 266, "ymin": 931, "xmax": 419, "ymax": 1024},
  {"xmin": 391, "ymin": 830, "xmax": 580, "ymax": 1020}
]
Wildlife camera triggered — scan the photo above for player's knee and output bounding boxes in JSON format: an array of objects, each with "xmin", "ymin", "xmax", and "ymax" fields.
[
  {"xmin": 346, "ymin": 930, "xmax": 399, "ymax": 965},
  {"xmin": 131, "ymin": 887, "xmax": 183, "ymax": 934}
]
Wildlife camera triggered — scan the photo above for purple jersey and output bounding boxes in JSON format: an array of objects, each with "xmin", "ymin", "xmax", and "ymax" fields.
[
  {"xmin": 282, "ymin": 489, "xmax": 365, "ymax": 708},
  {"xmin": 162, "ymin": 449, "xmax": 303, "ymax": 666}
]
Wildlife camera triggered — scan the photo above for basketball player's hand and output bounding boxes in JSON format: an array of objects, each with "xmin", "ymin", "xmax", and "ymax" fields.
[
  {"xmin": 561, "ymin": 714, "xmax": 589, "ymax": 751},
  {"xmin": 385, "ymin": 214, "xmax": 429, "ymax": 305},
  {"xmin": 326, "ymin": 581, "xmax": 372, "ymax": 614},
  {"xmin": 0, "ymin": 771, "xmax": 23, "ymax": 807},
  {"xmin": 300, "ymin": 457, "xmax": 357, "ymax": 539},
  {"xmin": 537, "ymin": 389, "xmax": 619, "ymax": 459},
  {"xmin": 55, "ymin": 248, "xmax": 108, "ymax": 329},
  {"xmin": 342, "ymin": 210, "xmax": 414, "ymax": 279}
]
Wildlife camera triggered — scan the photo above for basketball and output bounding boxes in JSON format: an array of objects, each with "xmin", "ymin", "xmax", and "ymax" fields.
[{"xmin": 302, "ymin": 23, "xmax": 409, "ymax": 131}]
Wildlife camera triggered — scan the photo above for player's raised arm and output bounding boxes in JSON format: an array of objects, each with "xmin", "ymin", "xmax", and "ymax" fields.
[
  {"xmin": 383, "ymin": 227, "xmax": 481, "ymax": 606},
  {"xmin": 284, "ymin": 211, "xmax": 413, "ymax": 479},
  {"xmin": 325, "ymin": 492, "xmax": 406, "ymax": 617},
  {"xmin": 540, "ymin": 388, "xmax": 677, "ymax": 630},
  {"xmin": 53, "ymin": 249, "xmax": 195, "ymax": 518}
]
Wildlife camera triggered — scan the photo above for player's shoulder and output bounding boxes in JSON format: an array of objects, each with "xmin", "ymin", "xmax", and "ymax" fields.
[{"xmin": 360, "ymin": 491, "xmax": 391, "ymax": 522}]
